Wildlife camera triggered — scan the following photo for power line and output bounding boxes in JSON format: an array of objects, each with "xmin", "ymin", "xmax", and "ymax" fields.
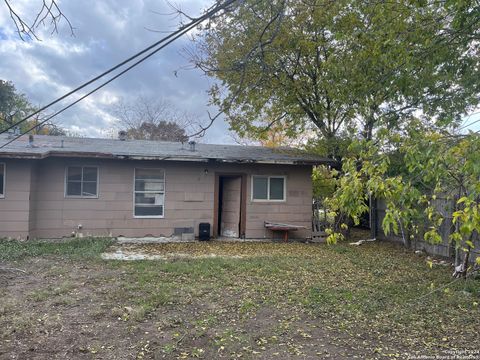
[
  {"xmin": 457, "ymin": 113, "xmax": 480, "ymax": 131},
  {"xmin": 0, "ymin": 24, "xmax": 203, "ymax": 148},
  {"xmin": 0, "ymin": 0, "xmax": 237, "ymax": 137}
]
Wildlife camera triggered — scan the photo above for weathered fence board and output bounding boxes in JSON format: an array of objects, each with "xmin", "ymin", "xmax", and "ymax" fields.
[
  {"xmin": 312, "ymin": 199, "xmax": 328, "ymax": 242},
  {"xmin": 375, "ymin": 198, "xmax": 479, "ymax": 263}
]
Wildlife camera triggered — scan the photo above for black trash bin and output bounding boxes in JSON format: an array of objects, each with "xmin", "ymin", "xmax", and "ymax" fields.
[{"xmin": 199, "ymin": 223, "xmax": 210, "ymax": 241}]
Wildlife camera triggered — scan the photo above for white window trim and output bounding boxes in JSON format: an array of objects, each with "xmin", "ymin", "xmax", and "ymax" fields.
[
  {"xmin": 0, "ymin": 162, "xmax": 5, "ymax": 199},
  {"xmin": 133, "ymin": 168, "xmax": 166, "ymax": 219},
  {"xmin": 251, "ymin": 175, "xmax": 287, "ymax": 202},
  {"xmin": 64, "ymin": 165, "xmax": 99, "ymax": 199}
]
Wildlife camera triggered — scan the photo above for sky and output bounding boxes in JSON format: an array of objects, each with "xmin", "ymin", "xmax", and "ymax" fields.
[{"xmin": 0, "ymin": 0, "xmax": 234, "ymax": 143}]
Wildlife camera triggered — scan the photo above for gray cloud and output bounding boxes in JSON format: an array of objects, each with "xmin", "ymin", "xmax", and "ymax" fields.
[{"xmin": 0, "ymin": 0, "xmax": 232, "ymax": 143}]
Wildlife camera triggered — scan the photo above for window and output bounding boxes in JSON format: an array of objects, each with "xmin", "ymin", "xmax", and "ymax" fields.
[
  {"xmin": 0, "ymin": 163, "xmax": 4, "ymax": 198},
  {"xmin": 252, "ymin": 176, "xmax": 286, "ymax": 201},
  {"xmin": 65, "ymin": 166, "xmax": 98, "ymax": 198},
  {"xmin": 134, "ymin": 168, "xmax": 165, "ymax": 217}
]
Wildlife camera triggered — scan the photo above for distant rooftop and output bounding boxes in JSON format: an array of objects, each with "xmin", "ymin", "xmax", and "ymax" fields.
[{"xmin": 0, "ymin": 134, "xmax": 332, "ymax": 165}]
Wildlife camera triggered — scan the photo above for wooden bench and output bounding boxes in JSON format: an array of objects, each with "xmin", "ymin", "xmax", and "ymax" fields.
[{"xmin": 264, "ymin": 221, "xmax": 307, "ymax": 242}]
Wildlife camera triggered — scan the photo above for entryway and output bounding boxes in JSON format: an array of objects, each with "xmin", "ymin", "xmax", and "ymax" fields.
[{"xmin": 214, "ymin": 174, "xmax": 246, "ymax": 238}]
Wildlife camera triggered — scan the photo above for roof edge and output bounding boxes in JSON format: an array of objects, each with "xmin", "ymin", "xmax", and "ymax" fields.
[{"xmin": 0, "ymin": 150, "xmax": 334, "ymax": 166}]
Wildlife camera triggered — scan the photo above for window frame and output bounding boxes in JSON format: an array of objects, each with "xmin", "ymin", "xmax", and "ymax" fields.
[
  {"xmin": 133, "ymin": 168, "xmax": 166, "ymax": 219},
  {"xmin": 0, "ymin": 162, "xmax": 5, "ymax": 199},
  {"xmin": 251, "ymin": 175, "xmax": 287, "ymax": 202},
  {"xmin": 64, "ymin": 165, "xmax": 99, "ymax": 199}
]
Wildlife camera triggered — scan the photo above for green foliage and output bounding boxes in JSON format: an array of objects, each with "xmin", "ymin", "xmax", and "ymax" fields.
[
  {"xmin": 325, "ymin": 228, "xmax": 345, "ymax": 245},
  {"xmin": 325, "ymin": 118, "xmax": 480, "ymax": 276},
  {"xmin": 0, "ymin": 79, "xmax": 33, "ymax": 130},
  {"xmin": 0, "ymin": 79, "xmax": 65, "ymax": 135},
  {"xmin": 304, "ymin": 135, "xmax": 353, "ymax": 163},
  {"xmin": 424, "ymin": 229, "xmax": 443, "ymax": 245},
  {"xmin": 312, "ymin": 165, "xmax": 336, "ymax": 199}
]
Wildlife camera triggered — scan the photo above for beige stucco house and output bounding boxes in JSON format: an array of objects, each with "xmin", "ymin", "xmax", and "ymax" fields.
[{"xmin": 0, "ymin": 134, "xmax": 331, "ymax": 240}]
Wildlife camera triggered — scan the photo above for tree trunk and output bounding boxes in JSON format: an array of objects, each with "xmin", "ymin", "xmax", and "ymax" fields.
[{"xmin": 370, "ymin": 195, "xmax": 377, "ymax": 239}]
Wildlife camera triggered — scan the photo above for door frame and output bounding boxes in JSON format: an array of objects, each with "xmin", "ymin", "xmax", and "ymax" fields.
[{"xmin": 213, "ymin": 172, "xmax": 247, "ymax": 238}]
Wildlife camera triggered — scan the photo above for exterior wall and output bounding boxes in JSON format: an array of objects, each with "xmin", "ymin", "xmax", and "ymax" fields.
[
  {"xmin": 1, "ymin": 157, "xmax": 313, "ymax": 240},
  {"xmin": 245, "ymin": 164, "xmax": 312, "ymax": 239},
  {"xmin": 31, "ymin": 158, "xmax": 214, "ymax": 239},
  {"xmin": 29, "ymin": 162, "xmax": 39, "ymax": 234},
  {"xmin": 0, "ymin": 159, "xmax": 33, "ymax": 239}
]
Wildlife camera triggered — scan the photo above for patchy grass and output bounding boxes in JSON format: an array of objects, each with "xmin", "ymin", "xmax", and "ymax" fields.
[
  {"xmin": 0, "ymin": 237, "xmax": 113, "ymax": 261},
  {"xmin": 0, "ymin": 233, "xmax": 479, "ymax": 359}
]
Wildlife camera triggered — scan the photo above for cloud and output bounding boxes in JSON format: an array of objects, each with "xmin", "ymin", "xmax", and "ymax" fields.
[{"xmin": 0, "ymin": 0, "xmax": 232, "ymax": 143}]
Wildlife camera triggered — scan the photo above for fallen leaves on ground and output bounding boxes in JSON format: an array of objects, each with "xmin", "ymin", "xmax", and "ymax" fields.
[{"xmin": 1, "ymin": 230, "xmax": 479, "ymax": 359}]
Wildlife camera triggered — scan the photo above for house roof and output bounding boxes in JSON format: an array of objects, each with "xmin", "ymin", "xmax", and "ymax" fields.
[{"xmin": 0, "ymin": 134, "xmax": 332, "ymax": 165}]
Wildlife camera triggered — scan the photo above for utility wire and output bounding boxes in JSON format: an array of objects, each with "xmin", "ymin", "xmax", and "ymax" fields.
[
  {"xmin": 457, "ymin": 114, "xmax": 480, "ymax": 131},
  {"xmin": 0, "ymin": 21, "xmax": 201, "ymax": 149},
  {"xmin": 0, "ymin": 0, "xmax": 236, "ymax": 138}
]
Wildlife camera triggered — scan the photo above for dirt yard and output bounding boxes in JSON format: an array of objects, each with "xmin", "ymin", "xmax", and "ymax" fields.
[{"xmin": 1, "ymin": 233, "xmax": 479, "ymax": 359}]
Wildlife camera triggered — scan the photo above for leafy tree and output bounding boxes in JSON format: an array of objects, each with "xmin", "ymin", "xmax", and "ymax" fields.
[
  {"xmin": 325, "ymin": 120, "xmax": 480, "ymax": 276},
  {"xmin": 0, "ymin": 79, "xmax": 65, "ymax": 135},
  {"xmin": 0, "ymin": 80, "xmax": 32, "ymax": 126},
  {"xmin": 191, "ymin": 0, "xmax": 480, "ymax": 157}
]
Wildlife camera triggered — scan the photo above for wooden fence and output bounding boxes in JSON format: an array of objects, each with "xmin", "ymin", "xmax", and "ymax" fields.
[
  {"xmin": 312, "ymin": 199, "xmax": 328, "ymax": 242},
  {"xmin": 375, "ymin": 198, "xmax": 480, "ymax": 263}
]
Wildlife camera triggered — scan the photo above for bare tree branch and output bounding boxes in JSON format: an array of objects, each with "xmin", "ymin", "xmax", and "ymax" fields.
[
  {"xmin": 185, "ymin": 1, "xmax": 287, "ymax": 139},
  {"xmin": 3, "ymin": 0, "xmax": 74, "ymax": 41},
  {"xmin": 3, "ymin": 0, "xmax": 39, "ymax": 41},
  {"xmin": 112, "ymin": 95, "xmax": 203, "ymax": 142}
]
